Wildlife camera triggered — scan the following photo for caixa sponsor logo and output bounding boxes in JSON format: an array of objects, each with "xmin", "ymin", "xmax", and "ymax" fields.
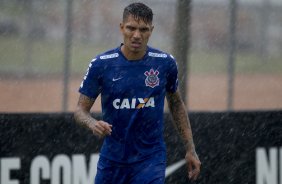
[
  {"xmin": 256, "ymin": 147, "xmax": 282, "ymax": 184},
  {"xmin": 113, "ymin": 97, "xmax": 155, "ymax": 109}
]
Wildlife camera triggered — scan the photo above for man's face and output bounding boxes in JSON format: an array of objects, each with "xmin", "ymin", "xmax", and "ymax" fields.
[{"xmin": 120, "ymin": 14, "xmax": 154, "ymax": 56}]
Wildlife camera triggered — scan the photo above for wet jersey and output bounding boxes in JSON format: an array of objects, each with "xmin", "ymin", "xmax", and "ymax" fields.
[{"xmin": 79, "ymin": 45, "xmax": 178, "ymax": 163}]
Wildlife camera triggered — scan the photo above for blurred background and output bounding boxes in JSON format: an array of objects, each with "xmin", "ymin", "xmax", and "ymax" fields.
[{"xmin": 0, "ymin": 0, "xmax": 281, "ymax": 112}]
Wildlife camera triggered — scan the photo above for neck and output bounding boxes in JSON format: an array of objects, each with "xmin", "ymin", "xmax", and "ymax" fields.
[{"xmin": 121, "ymin": 45, "xmax": 146, "ymax": 61}]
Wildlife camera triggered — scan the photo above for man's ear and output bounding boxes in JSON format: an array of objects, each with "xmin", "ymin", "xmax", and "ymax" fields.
[
  {"xmin": 151, "ymin": 25, "xmax": 154, "ymax": 32},
  {"xmin": 120, "ymin": 23, "xmax": 124, "ymax": 30}
]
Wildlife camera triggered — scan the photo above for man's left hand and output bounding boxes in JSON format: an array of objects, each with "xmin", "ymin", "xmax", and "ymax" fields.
[{"xmin": 185, "ymin": 150, "xmax": 201, "ymax": 180}]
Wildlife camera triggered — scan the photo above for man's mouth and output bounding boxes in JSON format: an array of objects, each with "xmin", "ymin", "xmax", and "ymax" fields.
[{"xmin": 131, "ymin": 42, "xmax": 141, "ymax": 48}]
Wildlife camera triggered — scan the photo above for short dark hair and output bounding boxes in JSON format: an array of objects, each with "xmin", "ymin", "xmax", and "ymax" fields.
[{"xmin": 123, "ymin": 2, "xmax": 153, "ymax": 24}]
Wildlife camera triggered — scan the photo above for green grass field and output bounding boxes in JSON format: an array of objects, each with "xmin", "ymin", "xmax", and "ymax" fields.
[
  {"xmin": 1, "ymin": 37, "xmax": 282, "ymax": 76},
  {"xmin": 0, "ymin": 37, "xmax": 107, "ymax": 75},
  {"xmin": 190, "ymin": 51, "xmax": 282, "ymax": 74}
]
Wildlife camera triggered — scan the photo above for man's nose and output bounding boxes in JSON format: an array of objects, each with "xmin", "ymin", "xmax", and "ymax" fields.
[{"xmin": 133, "ymin": 30, "xmax": 141, "ymax": 39}]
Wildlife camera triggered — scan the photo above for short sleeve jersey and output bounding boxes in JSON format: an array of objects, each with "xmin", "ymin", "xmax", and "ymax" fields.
[{"xmin": 79, "ymin": 45, "xmax": 178, "ymax": 163}]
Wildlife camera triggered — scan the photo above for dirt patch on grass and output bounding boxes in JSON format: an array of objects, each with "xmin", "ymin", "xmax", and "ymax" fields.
[{"xmin": 0, "ymin": 74, "xmax": 281, "ymax": 112}]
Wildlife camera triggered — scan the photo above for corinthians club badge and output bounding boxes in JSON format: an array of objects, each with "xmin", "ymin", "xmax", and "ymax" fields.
[{"xmin": 144, "ymin": 69, "xmax": 160, "ymax": 88}]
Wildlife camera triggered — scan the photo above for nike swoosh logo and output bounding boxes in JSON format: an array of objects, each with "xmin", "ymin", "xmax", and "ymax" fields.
[
  {"xmin": 165, "ymin": 159, "xmax": 186, "ymax": 178},
  {"xmin": 112, "ymin": 77, "xmax": 123, "ymax": 82}
]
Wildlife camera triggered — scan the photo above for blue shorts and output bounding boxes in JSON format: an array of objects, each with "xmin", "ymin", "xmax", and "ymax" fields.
[{"xmin": 95, "ymin": 151, "xmax": 166, "ymax": 184}]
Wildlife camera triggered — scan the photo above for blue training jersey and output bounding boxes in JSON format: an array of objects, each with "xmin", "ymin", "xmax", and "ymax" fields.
[{"xmin": 79, "ymin": 45, "xmax": 178, "ymax": 163}]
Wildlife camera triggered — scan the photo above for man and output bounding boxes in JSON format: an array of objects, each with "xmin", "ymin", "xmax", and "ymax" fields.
[{"xmin": 74, "ymin": 2, "xmax": 201, "ymax": 184}]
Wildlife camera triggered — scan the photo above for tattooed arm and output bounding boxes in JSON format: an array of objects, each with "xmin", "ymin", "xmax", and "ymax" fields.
[
  {"xmin": 166, "ymin": 90, "xmax": 201, "ymax": 180},
  {"xmin": 74, "ymin": 94, "xmax": 112, "ymax": 138}
]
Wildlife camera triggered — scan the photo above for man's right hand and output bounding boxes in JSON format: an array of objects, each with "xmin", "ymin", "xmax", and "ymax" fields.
[
  {"xmin": 89, "ymin": 120, "xmax": 112, "ymax": 138},
  {"xmin": 74, "ymin": 94, "xmax": 112, "ymax": 138}
]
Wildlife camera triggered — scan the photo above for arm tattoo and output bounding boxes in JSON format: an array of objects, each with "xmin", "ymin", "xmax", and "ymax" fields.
[
  {"xmin": 166, "ymin": 92, "xmax": 195, "ymax": 152},
  {"xmin": 77, "ymin": 94, "xmax": 95, "ymax": 107},
  {"xmin": 74, "ymin": 94, "xmax": 97, "ymax": 130}
]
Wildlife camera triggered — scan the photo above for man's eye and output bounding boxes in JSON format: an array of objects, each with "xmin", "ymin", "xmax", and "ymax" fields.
[
  {"xmin": 140, "ymin": 28, "xmax": 149, "ymax": 32},
  {"xmin": 127, "ymin": 27, "xmax": 135, "ymax": 31}
]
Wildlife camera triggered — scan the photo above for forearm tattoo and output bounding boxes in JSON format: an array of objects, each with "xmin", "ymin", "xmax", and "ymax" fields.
[
  {"xmin": 167, "ymin": 92, "xmax": 195, "ymax": 152},
  {"xmin": 74, "ymin": 94, "xmax": 96, "ymax": 129}
]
